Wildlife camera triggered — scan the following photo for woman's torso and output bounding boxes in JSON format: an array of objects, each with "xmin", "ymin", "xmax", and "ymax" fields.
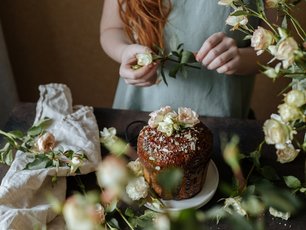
[{"xmin": 113, "ymin": 0, "xmax": 260, "ymax": 118}]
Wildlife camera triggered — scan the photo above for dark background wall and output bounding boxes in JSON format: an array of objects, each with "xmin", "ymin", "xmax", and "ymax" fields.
[{"xmin": 0, "ymin": 0, "xmax": 305, "ymax": 120}]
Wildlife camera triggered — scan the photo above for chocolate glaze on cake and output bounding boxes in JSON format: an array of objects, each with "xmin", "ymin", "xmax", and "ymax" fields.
[{"xmin": 137, "ymin": 122, "xmax": 213, "ymax": 200}]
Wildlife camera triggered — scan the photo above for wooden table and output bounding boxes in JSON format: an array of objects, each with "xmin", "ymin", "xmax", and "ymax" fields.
[{"xmin": 1, "ymin": 103, "xmax": 305, "ymax": 229}]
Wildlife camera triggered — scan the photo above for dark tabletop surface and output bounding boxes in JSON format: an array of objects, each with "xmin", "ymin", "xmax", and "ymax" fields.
[{"xmin": 1, "ymin": 103, "xmax": 305, "ymax": 229}]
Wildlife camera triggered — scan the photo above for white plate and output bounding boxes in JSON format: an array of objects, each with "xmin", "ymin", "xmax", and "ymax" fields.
[{"xmin": 145, "ymin": 160, "xmax": 219, "ymax": 212}]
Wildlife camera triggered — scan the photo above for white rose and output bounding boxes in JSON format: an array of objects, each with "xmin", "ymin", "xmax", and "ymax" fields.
[
  {"xmin": 274, "ymin": 37, "xmax": 298, "ymax": 69},
  {"xmin": 63, "ymin": 195, "xmax": 105, "ymax": 230},
  {"xmin": 96, "ymin": 156, "xmax": 128, "ymax": 190},
  {"xmin": 284, "ymin": 89, "xmax": 306, "ymax": 107},
  {"xmin": 127, "ymin": 158, "xmax": 144, "ymax": 176},
  {"xmin": 218, "ymin": 0, "xmax": 236, "ymax": 6},
  {"xmin": 157, "ymin": 121, "xmax": 175, "ymax": 137},
  {"xmin": 136, "ymin": 52, "xmax": 153, "ymax": 66},
  {"xmin": 126, "ymin": 176, "xmax": 149, "ymax": 201},
  {"xmin": 251, "ymin": 26, "xmax": 274, "ymax": 55},
  {"xmin": 36, "ymin": 132, "xmax": 56, "ymax": 152},
  {"xmin": 276, "ymin": 143, "xmax": 300, "ymax": 163},
  {"xmin": 177, "ymin": 107, "xmax": 200, "ymax": 127},
  {"xmin": 263, "ymin": 116, "xmax": 292, "ymax": 145},
  {"xmin": 226, "ymin": 8, "xmax": 248, "ymax": 30},
  {"xmin": 278, "ymin": 103, "xmax": 303, "ymax": 122},
  {"xmin": 148, "ymin": 106, "xmax": 174, "ymax": 128}
]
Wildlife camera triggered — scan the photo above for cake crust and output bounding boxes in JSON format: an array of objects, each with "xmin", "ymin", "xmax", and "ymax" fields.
[{"xmin": 137, "ymin": 122, "xmax": 213, "ymax": 200}]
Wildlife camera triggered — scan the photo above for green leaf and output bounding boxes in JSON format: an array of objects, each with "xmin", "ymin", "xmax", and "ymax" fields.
[
  {"xmin": 256, "ymin": 0, "xmax": 265, "ymax": 14},
  {"xmin": 8, "ymin": 130, "xmax": 24, "ymax": 139},
  {"xmin": 25, "ymin": 154, "xmax": 53, "ymax": 170},
  {"xmin": 169, "ymin": 64, "xmax": 182, "ymax": 78},
  {"xmin": 108, "ymin": 218, "xmax": 120, "ymax": 230},
  {"xmin": 27, "ymin": 118, "xmax": 52, "ymax": 137},
  {"xmin": 231, "ymin": 10, "xmax": 251, "ymax": 17},
  {"xmin": 284, "ymin": 176, "xmax": 301, "ymax": 189},
  {"xmin": 125, "ymin": 208, "xmax": 135, "ymax": 218},
  {"xmin": 129, "ymin": 210, "xmax": 156, "ymax": 228},
  {"xmin": 176, "ymin": 43, "xmax": 184, "ymax": 51},
  {"xmin": 171, "ymin": 209, "xmax": 200, "ymax": 230},
  {"xmin": 157, "ymin": 167, "xmax": 183, "ymax": 195},
  {"xmin": 180, "ymin": 50, "xmax": 196, "ymax": 64},
  {"xmin": 4, "ymin": 148, "xmax": 14, "ymax": 165},
  {"xmin": 160, "ymin": 62, "xmax": 168, "ymax": 86}
]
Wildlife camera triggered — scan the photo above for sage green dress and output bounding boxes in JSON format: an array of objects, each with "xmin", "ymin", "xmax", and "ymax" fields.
[{"xmin": 113, "ymin": 0, "xmax": 261, "ymax": 118}]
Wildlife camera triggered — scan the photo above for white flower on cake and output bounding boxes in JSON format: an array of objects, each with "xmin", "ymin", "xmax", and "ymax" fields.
[
  {"xmin": 251, "ymin": 26, "xmax": 275, "ymax": 55},
  {"xmin": 148, "ymin": 106, "xmax": 200, "ymax": 136},
  {"xmin": 177, "ymin": 107, "xmax": 200, "ymax": 127},
  {"xmin": 36, "ymin": 131, "xmax": 56, "ymax": 152},
  {"xmin": 148, "ymin": 106, "xmax": 173, "ymax": 128},
  {"xmin": 126, "ymin": 176, "xmax": 149, "ymax": 201}
]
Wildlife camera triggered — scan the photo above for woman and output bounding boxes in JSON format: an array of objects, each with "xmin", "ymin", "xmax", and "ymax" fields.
[{"xmin": 100, "ymin": 0, "xmax": 269, "ymax": 118}]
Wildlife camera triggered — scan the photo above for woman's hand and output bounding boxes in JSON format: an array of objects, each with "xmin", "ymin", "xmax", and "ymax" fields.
[
  {"xmin": 119, "ymin": 44, "xmax": 158, "ymax": 87},
  {"xmin": 196, "ymin": 32, "xmax": 241, "ymax": 75}
]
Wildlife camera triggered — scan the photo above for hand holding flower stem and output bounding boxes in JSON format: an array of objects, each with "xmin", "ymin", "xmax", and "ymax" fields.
[{"xmin": 133, "ymin": 43, "xmax": 201, "ymax": 85}]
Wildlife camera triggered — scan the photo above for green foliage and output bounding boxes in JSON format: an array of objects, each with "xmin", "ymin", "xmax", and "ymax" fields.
[{"xmin": 0, "ymin": 118, "xmax": 52, "ymax": 165}]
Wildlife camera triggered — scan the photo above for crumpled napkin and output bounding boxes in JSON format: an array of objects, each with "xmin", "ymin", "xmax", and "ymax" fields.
[{"xmin": 0, "ymin": 83, "xmax": 101, "ymax": 229}]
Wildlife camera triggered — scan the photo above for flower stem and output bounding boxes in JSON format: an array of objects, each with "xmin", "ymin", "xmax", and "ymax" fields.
[
  {"xmin": 116, "ymin": 207, "xmax": 134, "ymax": 230},
  {"xmin": 167, "ymin": 57, "xmax": 201, "ymax": 70}
]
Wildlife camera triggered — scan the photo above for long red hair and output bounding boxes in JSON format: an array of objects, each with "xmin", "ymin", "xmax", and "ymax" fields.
[{"xmin": 118, "ymin": 0, "xmax": 172, "ymax": 51}]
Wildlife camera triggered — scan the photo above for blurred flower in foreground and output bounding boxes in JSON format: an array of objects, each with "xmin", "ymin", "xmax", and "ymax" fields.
[
  {"xmin": 96, "ymin": 155, "xmax": 128, "ymax": 194},
  {"xmin": 63, "ymin": 193, "xmax": 105, "ymax": 230}
]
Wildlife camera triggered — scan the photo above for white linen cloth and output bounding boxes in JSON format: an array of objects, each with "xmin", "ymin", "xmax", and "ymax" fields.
[{"xmin": 0, "ymin": 83, "xmax": 101, "ymax": 229}]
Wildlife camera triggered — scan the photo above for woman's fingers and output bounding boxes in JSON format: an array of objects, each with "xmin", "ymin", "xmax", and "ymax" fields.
[
  {"xmin": 197, "ymin": 32, "xmax": 240, "ymax": 75},
  {"xmin": 216, "ymin": 55, "xmax": 240, "ymax": 75},
  {"xmin": 122, "ymin": 64, "xmax": 158, "ymax": 86},
  {"xmin": 196, "ymin": 32, "xmax": 225, "ymax": 62},
  {"xmin": 207, "ymin": 46, "xmax": 238, "ymax": 70}
]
